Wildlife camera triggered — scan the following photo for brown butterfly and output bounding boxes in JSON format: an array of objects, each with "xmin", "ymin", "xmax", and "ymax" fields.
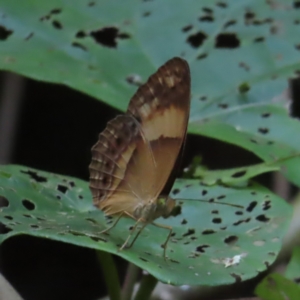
[{"xmin": 89, "ymin": 57, "xmax": 190, "ymax": 259}]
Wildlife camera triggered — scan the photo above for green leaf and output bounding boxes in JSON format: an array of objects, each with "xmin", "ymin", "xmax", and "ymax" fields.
[
  {"xmin": 0, "ymin": 165, "xmax": 292, "ymax": 286},
  {"xmin": 255, "ymin": 273, "xmax": 300, "ymax": 300},
  {"xmin": 1, "ymin": 0, "xmax": 300, "ymax": 188},
  {"xmin": 285, "ymin": 247, "xmax": 300, "ymax": 282},
  {"xmin": 193, "ymin": 154, "xmax": 300, "ymax": 185}
]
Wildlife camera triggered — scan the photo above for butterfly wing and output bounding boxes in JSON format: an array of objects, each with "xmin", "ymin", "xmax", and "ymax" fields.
[
  {"xmin": 89, "ymin": 57, "xmax": 190, "ymax": 216},
  {"xmin": 126, "ymin": 57, "xmax": 191, "ymax": 201}
]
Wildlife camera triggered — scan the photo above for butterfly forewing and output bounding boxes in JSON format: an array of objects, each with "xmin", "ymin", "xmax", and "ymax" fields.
[
  {"xmin": 89, "ymin": 57, "xmax": 190, "ymax": 216},
  {"xmin": 126, "ymin": 58, "xmax": 190, "ymax": 201}
]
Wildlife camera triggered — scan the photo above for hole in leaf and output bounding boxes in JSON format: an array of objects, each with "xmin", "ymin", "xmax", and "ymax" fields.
[
  {"xmin": 261, "ymin": 112, "xmax": 271, "ymax": 118},
  {"xmin": 246, "ymin": 201, "xmax": 257, "ymax": 212},
  {"xmin": 224, "ymin": 20, "xmax": 236, "ymax": 29},
  {"xmin": 231, "ymin": 170, "xmax": 246, "ymax": 178},
  {"xmin": 25, "ymin": 32, "xmax": 34, "ymax": 41},
  {"xmin": 90, "ymin": 27, "xmax": 130, "ymax": 48},
  {"xmin": 264, "ymin": 261, "xmax": 270, "ymax": 268},
  {"xmin": 172, "ymin": 188, "xmax": 180, "ymax": 195},
  {"xmin": 0, "ymin": 25, "xmax": 13, "ymax": 40},
  {"xmin": 202, "ymin": 189, "xmax": 208, "ymax": 196},
  {"xmin": 86, "ymin": 218, "xmax": 98, "ymax": 225},
  {"xmin": 126, "ymin": 74, "xmax": 142, "ymax": 86},
  {"xmin": 230, "ymin": 273, "xmax": 242, "ymax": 283},
  {"xmin": 30, "ymin": 224, "xmax": 40, "ymax": 229},
  {"xmin": 142, "ymin": 11, "xmax": 151, "ymax": 17},
  {"xmin": 250, "ymin": 138, "xmax": 259, "ymax": 144},
  {"xmin": 186, "ymin": 31, "xmax": 207, "ymax": 48},
  {"xmin": 224, "ymin": 235, "xmax": 238, "ymax": 245},
  {"xmin": 56, "ymin": 195, "xmax": 61, "ymax": 200},
  {"xmin": 202, "ymin": 7, "xmax": 213, "ymax": 13},
  {"xmin": 254, "ymin": 36, "xmax": 265, "ymax": 43},
  {"xmin": 90, "ymin": 236, "xmax": 107, "ymax": 242},
  {"xmin": 215, "ymin": 33, "xmax": 240, "ymax": 48},
  {"xmin": 239, "ymin": 62, "xmax": 250, "ymax": 71},
  {"xmin": 217, "ymin": 195, "xmax": 226, "ymax": 200},
  {"xmin": 171, "ymin": 205, "xmax": 181, "ymax": 217},
  {"xmin": 50, "ymin": 8, "xmax": 62, "ymax": 14},
  {"xmin": 233, "ymin": 218, "xmax": 251, "ymax": 226},
  {"xmin": 52, "ymin": 20, "xmax": 62, "ymax": 29},
  {"xmin": 4, "ymin": 216, "xmax": 13, "ymax": 220},
  {"xmin": 78, "ymin": 195, "xmax": 83, "ymax": 199},
  {"xmin": 57, "ymin": 184, "xmax": 68, "ymax": 193},
  {"xmin": 181, "ymin": 219, "xmax": 187, "ymax": 225},
  {"xmin": 294, "ymin": 1, "xmax": 300, "ymax": 8},
  {"xmin": 199, "ymin": 15, "xmax": 214, "ymax": 22},
  {"xmin": 21, "ymin": 170, "xmax": 47, "ymax": 182},
  {"xmin": 76, "ymin": 30, "xmax": 86, "ymax": 38},
  {"xmin": 37, "ymin": 217, "xmax": 46, "ymax": 221},
  {"xmin": 263, "ymin": 200, "xmax": 271, "ymax": 210},
  {"xmin": 182, "ymin": 228, "xmax": 195, "ymax": 237},
  {"xmin": 218, "ymin": 103, "xmax": 228, "ymax": 109},
  {"xmin": 197, "ymin": 53, "xmax": 208, "ymax": 60},
  {"xmin": 22, "ymin": 200, "xmax": 35, "ymax": 211},
  {"xmin": 235, "ymin": 211, "xmax": 243, "ymax": 215},
  {"xmin": 182, "ymin": 25, "xmax": 193, "ymax": 32},
  {"xmin": 211, "ymin": 210, "xmax": 219, "ymax": 214},
  {"xmin": 139, "ymin": 257, "xmax": 148, "ymax": 262},
  {"xmin": 72, "ymin": 42, "xmax": 87, "ymax": 51},
  {"xmin": 88, "ymin": 1, "xmax": 95, "ymax": 6},
  {"xmin": 202, "ymin": 229, "xmax": 215, "ymax": 235},
  {"xmin": 258, "ymin": 127, "xmax": 269, "ymax": 134},
  {"xmin": 196, "ymin": 244, "xmax": 210, "ymax": 253},
  {"xmin": 244, "ymin": 11, "xmax": 255, "ymax": 23},
  {"xmin": 216, "ymin": 2, "xmax": 227, "ymax": 8},
  {"xmin": 0, "ymin": 222, "xmax": 12, "ymax": 234},
  {"xmin": 0, "ymin": 196, "xmax": 9, "ymax": 208},
  {"xmin": 256, "ymin": 214, "xmax": 270, "ymax": 222},
  {"xmin": 170, "ymin": 259, "xmax": 180, "ymax": 264},
  {"xmin": 212, "ymin": 218, "xmax": 222, "ymax": 224},
  {"xmin": 23, "ymin": 214, "xmax": 33, "ymax": 218}
]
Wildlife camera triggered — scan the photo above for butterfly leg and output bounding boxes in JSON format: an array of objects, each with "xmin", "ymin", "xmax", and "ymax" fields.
[
  {"xmin": 100, "ymin": 211, "xmax": 129, "ymax": 234},
  {"xmin": 152, "ymin": 222, "xmax": 173, "ymax": 261},
  {"xmin": 120, "ymin": 218, "xmax": 147, "ymax": 251}
]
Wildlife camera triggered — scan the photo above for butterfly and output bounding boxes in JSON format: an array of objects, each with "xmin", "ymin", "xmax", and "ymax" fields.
[{"xmin": 89, "ymin": 57, "xmax": 191, "ymax": 259}]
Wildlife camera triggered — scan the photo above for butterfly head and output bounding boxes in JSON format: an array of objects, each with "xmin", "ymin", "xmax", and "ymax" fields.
[
  {"xmin": 133, "ymin": 196, "xmax": 175, "ymax": 223},
  {"xmin": 157, "ymin": 196, "xmax": 175, "ymax": 218}
]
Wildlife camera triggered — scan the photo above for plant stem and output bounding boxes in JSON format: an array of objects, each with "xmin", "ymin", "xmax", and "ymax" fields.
[
  {"xmin": 121, "ymin": 263, "xmax": 140, "ymax": 300},
  {"xmin": 134, "ymin": 273, "xmax": 157, "ymax": 300},
  {"xmin": 97, "ymin": 251, "xmax": 121, "ymax": 300}
]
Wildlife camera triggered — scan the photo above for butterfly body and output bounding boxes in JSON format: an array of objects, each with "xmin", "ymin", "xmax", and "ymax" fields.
[{"xmin": 89, "ymin": 57, "xmax": 190, "ymax": 259}]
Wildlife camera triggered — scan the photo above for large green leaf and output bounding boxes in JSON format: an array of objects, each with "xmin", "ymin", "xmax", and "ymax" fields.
[
  {"xmin": 285, "ymin": 247, "xmax": 300, "ymax": 282},
  {"xmin": 0, "ymin": 165, "xmax": 292, "ymax": 286},
  {"xmin": 1, "ymin": 0, "xmax": 300, "ymax": 187},
  {"xmin": 255, "ymin": 273, "xmax": 300, "ymax": 300}
]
